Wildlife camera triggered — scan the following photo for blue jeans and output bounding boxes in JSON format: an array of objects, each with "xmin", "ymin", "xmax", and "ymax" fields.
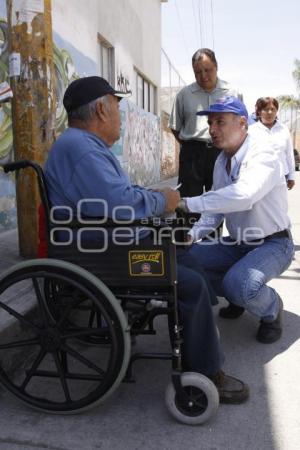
[
  {"xmin": 189, "ymin": 236, "xmax": 295, "ymax": 322},
  {"xmin": 176, "ymin": 249, "xmax": 224, "ymax": 376}
]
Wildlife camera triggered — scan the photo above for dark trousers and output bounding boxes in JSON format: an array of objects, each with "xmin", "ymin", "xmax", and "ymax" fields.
[
  {"xmin": 176, "ymin": 248, "xmax": 224, "ymax": 376},
  {"xmin": 178, "ymin": 140, "xmax": 222, "ymax": 233},
  {"xmin": 178, "ymin": 140, "xmax": 220, "ymax": 197}
]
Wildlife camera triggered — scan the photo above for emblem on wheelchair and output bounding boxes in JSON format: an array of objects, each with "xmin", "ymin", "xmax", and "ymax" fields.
[{"xmin": 128, "ymin": 250, "xmax": 164, "ymax": 276}]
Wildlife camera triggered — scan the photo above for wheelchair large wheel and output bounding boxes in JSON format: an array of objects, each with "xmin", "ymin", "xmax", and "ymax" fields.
[
  {"xmin": 0, "ymin": 259, "xmax": 131, "ymax": 414},
  {"xmin": 165, "ymin": 372, "xmax": 219, "ymax": 425},
  {"xmin": 44, "ymin": 278, "xmax": 107, "ymax": 346}
]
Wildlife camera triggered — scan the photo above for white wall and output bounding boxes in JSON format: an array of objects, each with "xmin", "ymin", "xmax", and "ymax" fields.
[{"xmin": 52, "ymin": 0, "xmax": 162, "ymax": 112}]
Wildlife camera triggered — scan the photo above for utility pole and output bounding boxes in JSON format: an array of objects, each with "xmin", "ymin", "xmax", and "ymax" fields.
[{"xmin": 6, "ymin": 0, "xmax": 56, "ymax": 257}]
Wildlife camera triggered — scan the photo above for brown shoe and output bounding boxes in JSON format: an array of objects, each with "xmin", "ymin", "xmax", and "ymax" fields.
[{"xmin": 211, "ymin": 370, "xmax": 249, "ymax": 404}]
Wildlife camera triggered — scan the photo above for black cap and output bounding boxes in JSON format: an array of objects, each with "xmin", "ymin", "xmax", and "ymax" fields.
[{"xmin": 63, "ymin": 76, "xmax": 131, "ymax": 113}]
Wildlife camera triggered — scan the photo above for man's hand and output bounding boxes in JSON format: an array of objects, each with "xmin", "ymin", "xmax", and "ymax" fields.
[
  {"xmin": 176, "ymin": 198, "xmax": 189, "ymax": 213},
  {"xmin": 287, "ymin": 180, "xmax": 295, "ymax": 190},
  {"xmin": 186, "ymin": 233, "xmax": 194, "ymax": 244},
  {"xmin": 160, "ymin": 187, "xmax": 180, "ymax": 214}
]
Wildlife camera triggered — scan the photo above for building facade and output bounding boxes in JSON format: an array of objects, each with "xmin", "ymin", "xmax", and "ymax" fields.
[{"xmin": 0, "ymin": 0, "xmax": 168, "ymax": 233}]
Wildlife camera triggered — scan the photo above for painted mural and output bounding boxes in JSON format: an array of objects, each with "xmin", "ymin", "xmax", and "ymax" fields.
[
  {"xmin": 160, "ymin": 110, "xmax": 179, "ymax": 180},
  {"xmin": 0, "ymin": 15, "xmax": 81, "ymax": 232},
  {"xmin": 123, "ymin": 101, "xmax": 160, "ymax": 185},
  {"xmin": 0, "ymin": 16, "xmax": 16, "ymax": 232},
  {"xmin": 0, "ymin": 6, "xmax": 161, "ymax": 233}
]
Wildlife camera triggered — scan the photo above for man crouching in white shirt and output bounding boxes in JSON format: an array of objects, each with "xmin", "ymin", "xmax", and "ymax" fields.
[{"xmin": 178, "ymin": 96, "xmax": 295, "ymax": 343}]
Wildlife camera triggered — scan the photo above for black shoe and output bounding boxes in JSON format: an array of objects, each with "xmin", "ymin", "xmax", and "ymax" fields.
[
  {"xmin": 211, "ymin": 370, "xmax": 249, "ymax": 404},
  {"xmin": 219, "ymin": 302, "xmax": 245, "ymax": 319},
  {"xmin": 256, "ymin": 296, "xmax": 283, "ymax": 344}
]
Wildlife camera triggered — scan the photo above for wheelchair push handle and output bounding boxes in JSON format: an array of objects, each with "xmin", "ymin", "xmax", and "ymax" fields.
[{"xmin": 2, "ymin": 159, "xmax": 33, "ymax": 173}]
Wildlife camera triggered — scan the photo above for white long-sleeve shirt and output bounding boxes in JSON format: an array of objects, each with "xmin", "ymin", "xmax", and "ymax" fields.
[
  {"xmin": 187, "ymin": 134, "xmax": 291, "ymax": 242},
  {"xmin": 249, "ymin": 120, "xmax": 295, "ymax": 180}
]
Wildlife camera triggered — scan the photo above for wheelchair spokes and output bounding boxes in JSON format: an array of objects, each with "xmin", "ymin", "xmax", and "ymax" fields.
[
  {"xmin": 44, "ymin": 279, "xmax": 110, "ymax": 345},
  {"xmin": 0, "ymin": 260, "xmax": 130, "ymax": 413}
]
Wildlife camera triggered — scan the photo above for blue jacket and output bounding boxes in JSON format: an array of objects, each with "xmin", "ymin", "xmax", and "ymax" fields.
[{"xmin": 45, "ymin": 127, "xmax": 166, "ymax": 220}]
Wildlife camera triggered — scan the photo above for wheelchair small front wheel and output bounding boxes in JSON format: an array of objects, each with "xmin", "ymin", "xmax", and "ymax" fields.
[{"xmin": 165, "ymin": 372, "xmax": 219, "ymax": 425}]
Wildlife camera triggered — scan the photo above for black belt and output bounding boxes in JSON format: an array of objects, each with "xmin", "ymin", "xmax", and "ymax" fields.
[
  {"xmin": 247, "ymin": 229, "xmax": 290, "ymax": 243},
  {"xmin": 200, "ymin": 140, "xmax": 214, "ymax": 148},
  {"xmin": 269, "ymin": 229, "xmax": 290, "ymax": 239}
]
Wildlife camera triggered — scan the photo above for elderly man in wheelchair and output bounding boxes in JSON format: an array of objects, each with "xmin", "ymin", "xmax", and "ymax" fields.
[{"xmin": 0, "ymin": 76, "xmax": 248, "ymax": 425}]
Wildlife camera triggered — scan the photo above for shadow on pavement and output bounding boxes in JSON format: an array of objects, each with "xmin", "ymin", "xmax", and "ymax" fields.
[{"xmin": 214, "ymin": 298, "xmax": 300, "ymax": 449}]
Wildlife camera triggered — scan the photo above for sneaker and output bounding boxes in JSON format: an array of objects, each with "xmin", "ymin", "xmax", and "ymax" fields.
[
  {"xmin": 211, "ymin": 370, "xmax": 249, "ymax": 404},
  {"xmin": 256, "ymin": 296, "xmax": 283, "ymax": 344},
  {"xmin": 219, "ymin": 302, "xmax": 245, "ymax": 319}
]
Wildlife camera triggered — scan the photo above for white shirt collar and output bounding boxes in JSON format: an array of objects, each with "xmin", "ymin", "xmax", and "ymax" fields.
[
  {"xmin": 220, "ymin": 134, "xmax": 249, "ymax": 173},
  {"xmin": 256, "ymin": 119, "xmax": 279, "ymax": 131}
]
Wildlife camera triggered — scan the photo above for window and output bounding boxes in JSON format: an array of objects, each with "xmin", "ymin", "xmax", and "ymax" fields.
[
  {"xmin": 143, "ymin": 80, "xmax": 149, "ymax": 111},
  {"xmin": 98, "ymin": 34, "xmax": 114, "ymax": 85},
  {"xmin": 149, "ymin": 84, "xmax": 155, "ymax": 114},
  {"xmin": 137, "ymin": 74, "xmax": 143, "ymax": 109},
  {"xmin": 135, "ymin": 70, "xmax": 156, "ymax": 114}
]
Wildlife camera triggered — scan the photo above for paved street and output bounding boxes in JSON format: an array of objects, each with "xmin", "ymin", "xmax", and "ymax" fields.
[{"xmin": 0, "ymin": 173, "xmax": 299, "ymax": 450}]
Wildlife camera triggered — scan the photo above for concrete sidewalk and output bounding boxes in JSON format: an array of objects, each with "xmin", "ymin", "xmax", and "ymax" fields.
[
  {"xmin": 0, "ymin": 174, "xmax": 299, "ymax": 450},
  {"xmin": 0, "ymin": 228, "xmax": 20, "ymax": 273}
]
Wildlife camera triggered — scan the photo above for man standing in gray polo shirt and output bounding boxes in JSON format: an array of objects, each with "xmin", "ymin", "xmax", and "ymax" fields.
[{"xmin": 169, "ymin": 48, "xmax": 241, "ymax": 213}]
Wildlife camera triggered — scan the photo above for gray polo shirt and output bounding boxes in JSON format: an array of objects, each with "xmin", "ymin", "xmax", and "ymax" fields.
[{"xmin": 169, "ymin": 78, "xmax": 241, "ymax": 141}]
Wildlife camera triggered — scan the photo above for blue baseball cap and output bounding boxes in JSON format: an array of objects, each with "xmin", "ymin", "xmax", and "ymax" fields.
[{"xmin": 197, "ymin": 96, "xmax": 248, "ymax": 118}]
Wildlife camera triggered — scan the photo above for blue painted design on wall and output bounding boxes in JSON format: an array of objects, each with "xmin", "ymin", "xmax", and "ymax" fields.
[
  {"xmin": 0, "ymin": 170, "xmax": 17, "ymax": 232},
  {"xmin": 53, "ymin": 31, "xmax": 97, "ymax": 77},
  {"xmin": 0, "ymin": 1, "xmax": 16, "ymax": 232}
]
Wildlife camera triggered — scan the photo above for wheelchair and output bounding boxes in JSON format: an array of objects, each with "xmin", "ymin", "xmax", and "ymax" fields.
[{"xmin": 0, "ymin": 160, "xmax": 219, "ymax": 425}]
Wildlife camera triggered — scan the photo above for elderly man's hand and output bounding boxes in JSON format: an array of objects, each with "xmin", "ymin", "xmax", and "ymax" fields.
[
  {"xmin": 287, "ymin": 180, "xmax": 295, "ymax": 190},
  {"xmin": 185, "ymin": 234, "xmax": 194, "ymax": 245},
  {"xmin": 160, "ymin": 187, "xmax": 181, "ymax": 214}
]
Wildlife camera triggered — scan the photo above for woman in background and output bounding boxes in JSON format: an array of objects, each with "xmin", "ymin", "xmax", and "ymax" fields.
[{"xmin": 250, "ymin": 96, "xmax": 295, "ymax": 190}]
